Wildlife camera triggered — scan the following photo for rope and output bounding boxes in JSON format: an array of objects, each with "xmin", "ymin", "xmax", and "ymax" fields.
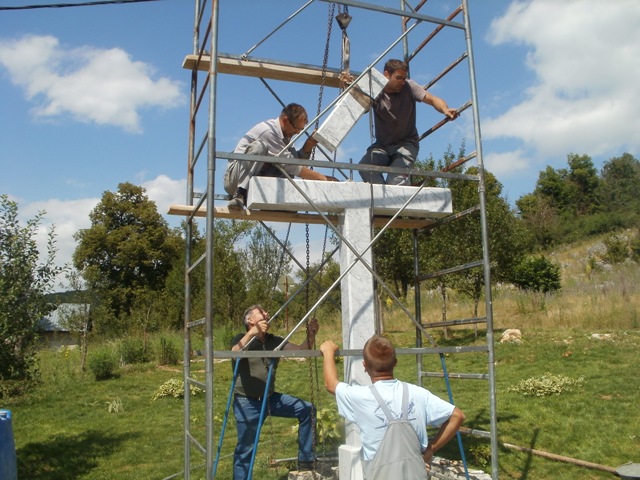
[
  {"xmin": 213, "ymin": 359, "xmax": 242, "ymax": 476},
  {"xmin": 439, "ymin": 354, "xmax": 470, "ymax": 480},
  {"xmin": 271, "ymin": 223, "xmax": 292, "ymax": 296},
  {"xmin": 248, "ymin": 362, "xmax": 275, "ymax": 480}
]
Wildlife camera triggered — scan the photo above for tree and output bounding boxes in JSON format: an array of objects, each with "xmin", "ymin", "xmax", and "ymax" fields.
[
  {"xmin": 512, "ymin": 255, "xmax": 561, "ymax": 295},
  {"xmin": 531, "ymin": 154, "xmax": 601, "ymax": 217},
  {"xmin": 59, "ymin": 270, "xmax": 92, "ymax": 372},
  {"xmin": 0, "ymin": 195, "xmax": 64, "ymax": 396},
  {"xmin": 73, "ymin": 183, "xmax": 180, "ymax": 322},
  {"xmin": 535, "ymin": 165, "xmax": 570, "ymax": 211},
  {"xmin": 599, "ymin": 153, "xmax": 640, "ymax": 224},
  {"xmin": 211, "ymin": 220, "xmax": 252, "ymax": 325},
  {"xmin": 373, "ymin": 228, "xmax": 414, "ymax": 301},
  {"xmin": 243, "ymin": 224, "xmax": 292, "ymax": 309},
  {"xmin": 516, "ymin": 193, "xmax": 561, "ymax": 249},
  {"xmin": 445, "ymin": 167, "xmax": 528, "ymax": 317},
  {"xmin": 566, "ymin": 153, "xmax": 600, "ymax": 215},
  {"xmin": 520, "ymin": 154, "xmax": 602, "ymax": 245},
  {"xmin": 292, "ymin": 256, "xmax": 341, "ymax": 324}
]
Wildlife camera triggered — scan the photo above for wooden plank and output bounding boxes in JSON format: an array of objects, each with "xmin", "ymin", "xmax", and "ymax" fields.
[
  {"xmin": 182, "ymin": 54, "xmax": 345, "ymax": 88},
  {"xmin": 168, "ymin": 204, "xmax": 435, "ymax": 229}
]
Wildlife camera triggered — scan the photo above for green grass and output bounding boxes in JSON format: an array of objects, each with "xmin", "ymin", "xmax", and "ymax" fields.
[
  {"xmin": 4, "ymin": 327, "xmax": 638, "ymax": 480},
  {"xmin": 4, "ymin": 235, "xmax": 639, "ymax": 479}
]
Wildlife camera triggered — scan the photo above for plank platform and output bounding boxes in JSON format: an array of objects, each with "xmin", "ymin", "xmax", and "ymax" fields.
[
  {"xmin": 182, "ymin": 53, "xmax": 346, "ymax": 88},
  {"xmin": 168, "ymin": 204, "xmax": 436, "ymax": 229}
]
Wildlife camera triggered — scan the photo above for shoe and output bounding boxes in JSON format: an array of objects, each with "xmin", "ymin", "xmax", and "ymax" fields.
[
  {"xmin": 227, "ymin": 188, "xmax": 247, "ymax": 210},
  {"xmin": 297, "ymin": 460, "xmax": 316, "ymax": 471},
  {"xmin": 227, "ymin": 196, "xmax": 245, "ymax": 210}
]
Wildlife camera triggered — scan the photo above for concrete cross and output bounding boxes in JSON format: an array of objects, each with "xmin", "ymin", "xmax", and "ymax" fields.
[{"xmin": 248, "ymin": 176, "xmax": 452, "ymax": 479}]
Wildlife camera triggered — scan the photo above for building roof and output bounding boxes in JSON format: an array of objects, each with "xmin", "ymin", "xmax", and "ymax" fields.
[{"xmin": 38, "ymin": 303, "xmax": 90, "ymax": 332}]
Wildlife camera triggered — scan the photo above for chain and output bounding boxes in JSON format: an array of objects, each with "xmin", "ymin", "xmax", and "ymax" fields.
[{"xmin": 272, "ymin": 223, "xmax": 292, "ymax": 298}]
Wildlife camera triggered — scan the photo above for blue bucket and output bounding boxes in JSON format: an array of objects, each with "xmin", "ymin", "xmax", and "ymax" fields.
[{"xmin": 0, "ymin": 409, "xmax": 18, "ymax": 480}]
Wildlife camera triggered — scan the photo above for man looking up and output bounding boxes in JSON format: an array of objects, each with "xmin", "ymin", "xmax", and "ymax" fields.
[{"xmin": 230, "ymin": 305, "xmax": 319, "ymax": 478}]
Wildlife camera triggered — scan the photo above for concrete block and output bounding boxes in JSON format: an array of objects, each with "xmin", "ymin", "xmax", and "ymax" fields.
[{"xmin": 313, "ymin": 69, "xmax": 387, "ymax": 152}]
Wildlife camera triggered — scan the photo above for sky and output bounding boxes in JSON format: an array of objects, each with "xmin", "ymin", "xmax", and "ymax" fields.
[{"xmin": 1, "ymin": 0, "xmax": 639, "ymax": 291}]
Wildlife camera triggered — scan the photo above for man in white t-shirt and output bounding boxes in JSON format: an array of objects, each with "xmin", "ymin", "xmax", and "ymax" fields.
[{"xmin": 320, "ymin": 335, "xmax": 465, "ymax": 476}]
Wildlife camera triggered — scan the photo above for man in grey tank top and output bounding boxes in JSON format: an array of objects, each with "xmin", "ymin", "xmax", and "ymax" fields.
[{"xmin": 359, "ymin": 59, "xmax": 459, "ymax": 185}]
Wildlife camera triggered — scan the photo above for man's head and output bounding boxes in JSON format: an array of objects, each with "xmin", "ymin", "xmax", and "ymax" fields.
[
  {"xmin": 280, "ymin": 103, "xmax": 308, "ymax": 139},
  {"xmin": 383, "ymin": 59, "xmax": 409, "ymax": 94},
  {"xmin": 363, "ymin": 335, "xmax": 397, "ymax": 376},
  {"xmin": 242, "ymin": 304, "xmax": 269, "ymax": 330}
]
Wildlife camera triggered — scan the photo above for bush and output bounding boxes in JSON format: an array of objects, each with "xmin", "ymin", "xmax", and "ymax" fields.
[
  {"xmin": 506, "ymin": 372, "xmax": 584, "ymax": 397},
  {"xmin": 630, "ymin": 232, "xmax": 640, "ymax": 262},
  {"xmin": 88, "ymin": 350, "xmax": 117, "ymax": 380},
  {"xmin": 511, "ymin": 255, "xmax": 561, "ymax": 294},
  {"xmin": 157, "ymin": 336, "xmax": 180, "ymax": 366},
  {"xmin": 119, "ymin": 338, "xmax": 150, "ymax": 365},
  {"xmin": 152, "ymin": 378, "xmax": 202, "ymax": 400},
  {"xmin": 0, "ymin": 378, "xmax": 39, "ymax": 398},
  {"xmin": 604, "ymin": 234, "xmax": 628, "ymax": 264},
  {"xmin": 291, "ymin": 406, "xmax": 344, "ymax": 449}
]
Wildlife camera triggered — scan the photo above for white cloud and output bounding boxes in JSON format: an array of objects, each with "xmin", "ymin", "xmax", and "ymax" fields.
[
  {"xmin": 483, "ymin": 0, "xmax": 640, "ymax": 161},
  {"xmin": 15, "ymin": 175, "xmax": 186, "ymax": 290},
  {"xmin": 141, "ymin": 174, "xmax": 186, "ymax": 224},
  {"xmin": 20, "ymin": 197, "xmax": 98, "ymax": 289},
  {"xmin": 483, "ymin": 149, "xmax": 529, "ymax": 178},
  {"xmin": 0, "ymin": 34, "xmax": 184, "ymax": 133}
]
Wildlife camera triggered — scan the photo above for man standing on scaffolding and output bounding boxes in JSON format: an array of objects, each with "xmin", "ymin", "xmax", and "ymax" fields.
[
  {"xmin": 224, "ymin": 103, "xmax": 338, "ymax": 210},
  {"xmin": 230, "ymin": 305, "xmax": 319, "ymax": 478},
  {"xmin": 359, "ymin": 58, "xmax": 459, "ymax": 186}
]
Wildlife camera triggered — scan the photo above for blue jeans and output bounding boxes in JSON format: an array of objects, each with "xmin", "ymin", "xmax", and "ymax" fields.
[
  {"xmin": 232, "ymin": 392, "xmax": 316, "ymax": 480},
  {"xmin": 359, "ymin": 142, "xmax": 419, "ymax": 185}
]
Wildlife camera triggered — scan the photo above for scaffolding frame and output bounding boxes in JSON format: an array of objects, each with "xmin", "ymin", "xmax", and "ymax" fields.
[{"xmin": 171, "ymin": 1, "xmax": 499, "ymax": 479}]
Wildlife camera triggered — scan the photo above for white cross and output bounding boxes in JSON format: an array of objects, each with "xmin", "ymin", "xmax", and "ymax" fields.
[{"xmin": 248, "ymin": 176, "xmax": 452, "ymax": 479}]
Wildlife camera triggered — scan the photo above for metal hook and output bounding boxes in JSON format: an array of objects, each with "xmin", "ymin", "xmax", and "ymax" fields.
[{"xmin": 336, "ymin": 12, "xmax": 352, "ymax": 31}]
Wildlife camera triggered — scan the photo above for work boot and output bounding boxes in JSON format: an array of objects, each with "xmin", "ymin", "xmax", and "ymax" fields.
[
  {"xmin": 227, "ymin": 188, "xmax": 247, "ymax": 210},
  {"xmin": 297, "ymin": 460, "xmax": 316, "ymax": 472}
]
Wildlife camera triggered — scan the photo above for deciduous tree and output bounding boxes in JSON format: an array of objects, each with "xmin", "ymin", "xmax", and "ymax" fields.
[
  {"xmin": 0, "ymin": 195, "xmax": 64, "ymax": 396},
  {"xmin": 73, "ymin": 183, "xmax": 180, "ymax": 321}
]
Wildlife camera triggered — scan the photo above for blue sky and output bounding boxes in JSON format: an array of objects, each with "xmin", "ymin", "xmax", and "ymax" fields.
[{"xmin": 1, "ymin": 0, "xmax": 639, "ymax": 289}]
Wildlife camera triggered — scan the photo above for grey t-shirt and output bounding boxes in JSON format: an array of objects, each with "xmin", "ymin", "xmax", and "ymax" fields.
[
  {"xmin": 372, "ymin": 79, "xmax": 426, "ymax": 148},
  {"xmin": 230, "ymin": 332, "xmax": 288, "ymax": 398}
]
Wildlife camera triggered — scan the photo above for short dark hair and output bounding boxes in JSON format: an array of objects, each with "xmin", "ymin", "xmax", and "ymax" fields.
[
  {"xmin": 384, "ymin": 59, "xmax": 409, "ymax": 75},
  {"xmin": 281, "ymin": 103, "xmax": 308, "ymax": 124},
  {"xmin": 363, "ymin": 335, "xmax": 397, "ymax": 374}
]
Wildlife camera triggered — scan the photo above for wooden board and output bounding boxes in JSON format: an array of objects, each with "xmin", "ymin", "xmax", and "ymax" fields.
[
  {"xmin": 168, "ymin": 204, "xmax": 435, "ymax": 229},
  {"xmin": 182, "ymin": 54, "xmax": 346, "ymax": 88}
]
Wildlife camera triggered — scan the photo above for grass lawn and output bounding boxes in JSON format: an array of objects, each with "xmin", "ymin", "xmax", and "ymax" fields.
[{"xmin": 3, "ymin": 325, "xmax": 639, "ymax": 480}]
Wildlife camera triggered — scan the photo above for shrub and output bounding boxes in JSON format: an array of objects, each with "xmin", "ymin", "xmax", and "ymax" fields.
[
  {"xmin": 315, "ymin": 407, "xmax": 344, "ymax": 448},
  {"xmin": 119, "ymin": 338, "xmax": 150, "ymax": 365},
  {"xmin": 630, "ymin": 232, "xmax": 640, "ymax": 262},
  {"xmin": 106, "ymin": 397, "xmax": 124, "ymax": 413},
  {"xmin": 603, "ymin": 234, "xmax": 628, "ymax": 264},
  {"xmin": 506, "ymin": 372, "xmax": 584, "ymax": 397},
  {"xmin": 157, "ymin": 336, "xmax": 180, "ymax": 366},
  {"xmin": 511, "ymin": 255, "xmax": 561, "ymax": 294},
  {"xmin": 153, "ymin": 378, "xmax": 202, "ymax": 400},
  {"xmin": 292, "ymin": 406, "xmax": 344, "ymax": 449},
  {"xmin": 88, "ymin": 350, "xmax": 117, "ymax": 380},
  {"xmin": 469, "ymin": 443, "xmax": 492, "ymax": 468}
]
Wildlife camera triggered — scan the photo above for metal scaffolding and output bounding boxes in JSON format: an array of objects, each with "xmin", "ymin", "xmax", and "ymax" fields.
[{"xmin": 170, "ymin": 1, "xmax": 499, "ymax": 479}]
